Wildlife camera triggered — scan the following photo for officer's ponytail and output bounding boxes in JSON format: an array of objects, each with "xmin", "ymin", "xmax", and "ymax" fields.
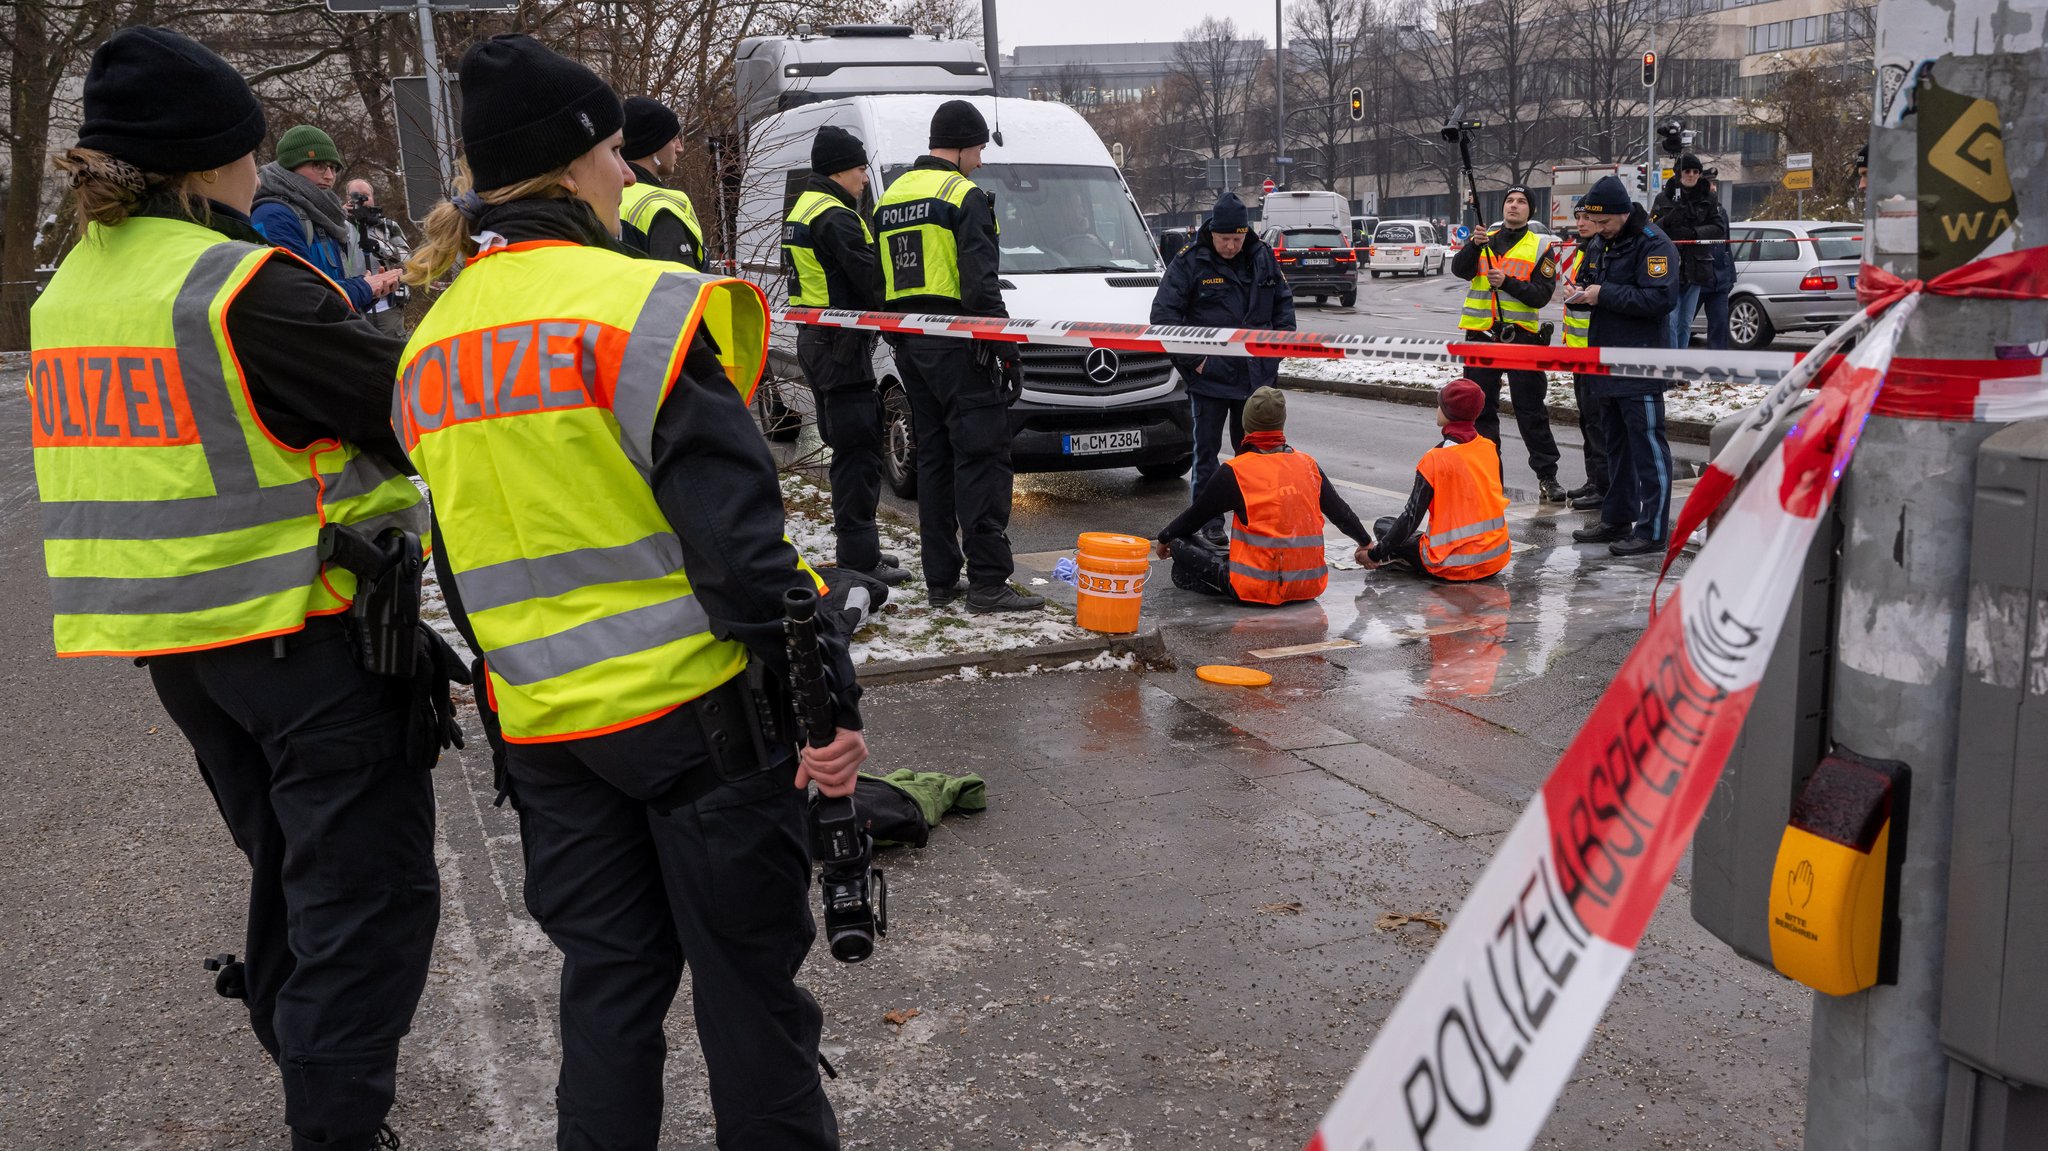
[
  {"xmin": 404, "ymin": 160, "xmax": 575, "ymax": 287},
  {"xmin": 53, "ymin": 147, "xmax": 208, "ymax": 233}
]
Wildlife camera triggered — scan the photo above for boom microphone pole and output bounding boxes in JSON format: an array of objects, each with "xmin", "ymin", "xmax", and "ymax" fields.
[{"xmin": 1440, "ymin": 103, "xmax": 1484, "ymax": 229}]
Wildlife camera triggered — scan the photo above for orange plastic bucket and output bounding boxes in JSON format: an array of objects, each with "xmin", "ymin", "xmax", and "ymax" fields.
[{"xmin": 1074, "ymin": 532, "xmax": 1151, "ymax": 634}]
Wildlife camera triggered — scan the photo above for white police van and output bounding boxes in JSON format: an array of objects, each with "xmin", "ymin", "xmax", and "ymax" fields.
[{"xmin": 736, "ymin": 94, "xmax": 1193, "ymax": 495}]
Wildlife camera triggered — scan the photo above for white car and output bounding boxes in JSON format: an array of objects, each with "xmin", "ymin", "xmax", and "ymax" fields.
[{"xmin": 1367, "ymin": 219, "xmax": 1448, "ymax": 277}]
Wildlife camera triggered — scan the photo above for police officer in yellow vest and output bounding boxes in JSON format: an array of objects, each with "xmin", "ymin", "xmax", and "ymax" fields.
[
  {"xmin": 29, "ymin": 28, "xmax": 446, "ymax": 1151},
  {"xmin": 874, "ymin": 100, "xmax": 1044, "ymax": 613},
  {"xmin": 784, "ymin": 126, "xmax": 906, "ymax": 585},
  {"xmin": 617, "ymin": 96, "xmax": 705, "ymax": 269},
  {"xmin": 397, "ymin": 36, "xmax": 863, "ymax": 1150},
  {"xmin": 1448, "ymin": 185, "xmax": 1565, "ymax": 503},
  {"xmin": 1557, "ymin": 205, "xmax": 1610, "ymax": 509}
]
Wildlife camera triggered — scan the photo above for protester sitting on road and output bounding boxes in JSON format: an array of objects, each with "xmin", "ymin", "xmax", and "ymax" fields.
[
  {"xmin": 1150, "ymin": 191, "xmax": 1296, "ymax": 547},
  {"xmin": 1362, "ymin": 378, "xmax": 1512, "ymax": 581},
  {"xmin": 1154, "ymin": 387, "xmax": 1370, "ymax": 605},
  {"xmin": 252, "ymin": 124, "xmax": 401, "ymax": 311},
  {"xmin": 1566, "ymin": 174, "xmax": 1679, "ymax": 557}
]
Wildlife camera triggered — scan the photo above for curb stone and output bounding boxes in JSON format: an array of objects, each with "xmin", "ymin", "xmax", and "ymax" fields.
[
  {"xmin": 856, "ymin": 625, "xmax": 1168, "ymax": 687},
  {"xmin": 1277, "ymin": 372, "xmax": 1715, "ymax": 445}
]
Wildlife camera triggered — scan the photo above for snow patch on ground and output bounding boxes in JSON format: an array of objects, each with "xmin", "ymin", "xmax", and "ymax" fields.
[
  {"xmin": 953, "ymin": 651, "xmax": 1139, "ymax": 680},
  {"xmin": 1280, "ymin": 356, "xmax": 1770, "ymax": 426}
]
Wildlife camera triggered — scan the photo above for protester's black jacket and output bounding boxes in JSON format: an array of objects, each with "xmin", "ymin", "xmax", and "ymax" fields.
[
  {"xmin": 620, "ymin": 163, "xmax": 704, "ymax": 269},
  {"xmin": 136, "ymin": 198, "xmax": 410, "ymax": 473},
  {"xmin": 429, "ymin": 197, "xmax": 862, "ymax": 730},
  {"xmin": 884, "ymin": 155, "xmax": 1007, "ymax": 318},
  {"xmin": 1449, "ymin": 222, "xmax": 1558, "ymax": 312},
  {"xmin": 1156, "ymin": 445, "xmax": 1370, "ymax": 545}
]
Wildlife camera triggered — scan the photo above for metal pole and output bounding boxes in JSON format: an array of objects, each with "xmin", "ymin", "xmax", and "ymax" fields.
[
  {"xmin": 1274, "ymin": 0, "xmax": 1284, "ymax": 189},
  {"xmin": 981, "ymin": 0, "xmax": 1001, "ymax": 94},
  {"xmin": 1807, "ymin": 0, "xmax": 2048, "ymax": 1148},
  {"xmin": 416, "ymin": 0, "xmax": 450, "ymax": 188},
  {"xmin": 1645, "ymin": 30, "xmax": 1656, "ymax": 196}
]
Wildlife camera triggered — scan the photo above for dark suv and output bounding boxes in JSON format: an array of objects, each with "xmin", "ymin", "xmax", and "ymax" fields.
[{"xmin": 1259, "ymin": 224, "xmax": 1358, "ymax": 308}]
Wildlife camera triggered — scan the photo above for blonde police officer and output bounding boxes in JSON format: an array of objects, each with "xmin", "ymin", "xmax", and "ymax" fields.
[
  {"xmin": 398, "ymin": 35, "xmax": 863, "ymax": 1151},
  {"xmin": 30, "ymin": 27, "xmax": 435, "ymax": 1151},
  {"xmin": 1448, "ymin": 184, "xmax": 1565, "ymax": 501}
]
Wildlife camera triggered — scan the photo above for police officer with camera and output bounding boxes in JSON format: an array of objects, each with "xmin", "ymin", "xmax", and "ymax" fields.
[
  {"xmin": 345, "ymin": 179, "xmax": 411, "ymax": 336},
  {"xmin": 398, "ymin": 35, "xmax": 861, "ymax": 1149},
  {"xmin": 874, "ymin": 100, "xmax": 1042, "ymax": 613},
  {"xmin": 1449, "ymin": 185, "xmax": 1565, "ymax": 502}
]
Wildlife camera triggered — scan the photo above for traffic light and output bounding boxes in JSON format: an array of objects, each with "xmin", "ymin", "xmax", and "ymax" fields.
[
  {"xmin": 1349, "ymin": 86, "xmax": 1365, "ymax": 122},
  {"xmin": 1641, "ymin": 50, "xmax": 1658, "ymax": 87}
]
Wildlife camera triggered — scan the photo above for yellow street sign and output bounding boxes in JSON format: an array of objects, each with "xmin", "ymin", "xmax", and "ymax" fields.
[{"xmin": 1783, "ymin": 169, "xmax": 1815, "ymax": 190}]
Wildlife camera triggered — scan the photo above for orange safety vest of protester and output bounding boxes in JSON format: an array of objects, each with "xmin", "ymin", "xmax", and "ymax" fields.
[
  {"xmin": 1416, "ymin": 437, "xmax": 1512, "ymax": 580},
  {"xmin": 1224, "ymin": 449, "xmax": 1331, "ymax": 604}
]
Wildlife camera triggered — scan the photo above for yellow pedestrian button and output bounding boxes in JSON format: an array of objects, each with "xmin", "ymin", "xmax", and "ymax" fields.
[
  {"xmin": 1768, "ymin": 751, "xmax": 1908, "ymax": 996},
  {"xmin": 1197, "ymin": 664, "xmax": 1272, "ymax": 687}
]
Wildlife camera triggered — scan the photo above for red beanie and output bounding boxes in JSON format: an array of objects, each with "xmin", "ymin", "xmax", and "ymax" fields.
[{"xmin": 1439, "ymin": 378, "xmax": 1485, "ymax": 422}]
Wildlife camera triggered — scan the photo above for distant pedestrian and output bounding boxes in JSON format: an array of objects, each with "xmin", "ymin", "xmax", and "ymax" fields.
[
  {"xmin": 1568, "ymin": 175, "xmax": 1679, "ymax": 557},
  {"xmin": 1650, "ymin": 154, "xmax": 1728, "ymax": 348},
  {"xmin": 1449, "ymin": 184, "xmax": 1566, "ymax": 503},
  {"xmin": 252, "ymin": 124, "xmax": 402, "ymax": 311},
  {"xmin": 344, "ymin": 178, "xmax": 410, "ymax": 336},
  {"xmin": 1149, "ymin": 190, "xmax": 1296, "ymax": 546},
  {"xmin": 1700, "ymin": 173, "xmax": 1735, "ymax": 350},
  {"xmin": 1363, "ymin": 379, "xmax": 1511, "ymax": 580},
  {"xmin": 618, "ymin": 95, "xmax": 706, "ymax": 270},
  {"xmin": 1154, "ymin": 388, "xmax": 1370, "ymax": 604}
]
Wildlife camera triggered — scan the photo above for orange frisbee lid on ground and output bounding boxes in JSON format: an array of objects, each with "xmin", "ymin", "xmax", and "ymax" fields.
[{"xmin": 1197, "ymin": 664, "xmax": 1273, "ymax": 687}]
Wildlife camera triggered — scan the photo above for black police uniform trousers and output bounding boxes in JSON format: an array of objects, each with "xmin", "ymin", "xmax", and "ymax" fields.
[
  {"xmin": 1571, "ymin": 373, "xmax": 1610, "ymax": 493},
  {"xmin": 1596, "ymin": 388, "xmax": 1675, "ymax": 544},
  {"xmin": 798, "ymin": 328, "xmax": 885, "ymax": 572},
  {"xmin": 1462, "ymin": 329, "xmax": 1561, "ymax": 483},
  {"xmin": 895, "ymin": 332, "xmax": 1015, "ymax": 591},
  {"xmin": 147, "ymin": 615, "xmax": 439, "ymax": 1151},
  {"xmin": 503, "ymin": 698, "xmax": 835, "ymax": 1151}
]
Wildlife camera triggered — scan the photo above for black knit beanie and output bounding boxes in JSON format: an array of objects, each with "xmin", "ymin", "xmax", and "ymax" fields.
[
  {"xmin": 621, "ymin": 96, "xmax": 680, "ymax": 160},
  {"xmin": 811, "ymin": 126, "xmax": 868, "ymax": 176},
  {"xmin": 459, "ymin": 35, "xmax": 623, "ymax": 191},
  {"xmin": 76, "ymin": 27, "xmax": 266, "ymax": 174},
  {"xmin": 928, "ymin": 100, "xmax": 990, "ymax": 150}
]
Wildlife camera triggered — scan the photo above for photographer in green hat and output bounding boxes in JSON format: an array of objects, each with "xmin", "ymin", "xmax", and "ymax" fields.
[{"xmin": 252, "ymin": 123, "xmax": 402, "ymax": 311}]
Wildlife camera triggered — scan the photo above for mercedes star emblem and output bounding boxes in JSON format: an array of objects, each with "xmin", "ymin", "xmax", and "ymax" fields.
[{"xmin": 1084, "ymin": 348, "xmax": 1121, "ymax": 384}]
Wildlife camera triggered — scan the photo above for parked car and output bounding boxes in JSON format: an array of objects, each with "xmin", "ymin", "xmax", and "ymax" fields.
[
  {"xmin": 1694, "ymin": 219, "xmax": 1863, "ymax": 350},
  {"xmin": 1366, "ymin": 219, "xmax": 1447, "ymax": 277},
  {"xmin": 1260, "ymin": 224, "xmax": 1359, "ymax": 307}
]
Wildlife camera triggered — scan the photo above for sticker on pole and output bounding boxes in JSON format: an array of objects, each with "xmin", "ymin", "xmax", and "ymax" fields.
[{"xmin": 1306, "ymin": 299, "xmax": 1918, "ymax": 1151}]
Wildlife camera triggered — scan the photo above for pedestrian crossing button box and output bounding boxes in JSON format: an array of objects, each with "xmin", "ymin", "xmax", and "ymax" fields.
[{"xmin": 1767, "ymin": 748, "xmax": 1907, "ymax": 996}]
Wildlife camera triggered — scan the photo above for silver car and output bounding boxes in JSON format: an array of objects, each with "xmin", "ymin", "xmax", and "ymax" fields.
[{"xmin": 1695, "ymin": 219, "xmax": 1863, "ymax": 350}]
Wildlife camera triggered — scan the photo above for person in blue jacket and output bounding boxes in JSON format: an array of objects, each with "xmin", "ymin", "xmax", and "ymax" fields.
[
  {"xmin": 1563, "ymin": 175, "xmax": 1679, "ymax": 557},
  {"xmin": 1149, "ymin": 191, "xmax": 1296, "ymax": 544},
  {"xmin": 252, "ymin": 124, "xmax": 401, "ymax": 312}
]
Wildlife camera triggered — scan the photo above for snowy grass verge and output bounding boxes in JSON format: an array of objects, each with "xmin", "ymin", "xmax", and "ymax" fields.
[{"xmin": 1280, "ymin": 356, "xmax": 1770, "ymax": 426}]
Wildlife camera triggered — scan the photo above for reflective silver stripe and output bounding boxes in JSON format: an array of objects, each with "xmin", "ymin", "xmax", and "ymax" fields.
[
  {"xmin": 1431, "ymin": 539, "xmax": 1512, "ymax": 568},
  {"xmin": 613, "ymin": 275, "xmax": 710, "ymax": 477},
  {"xmin": 1428, "ymin": 515, "xmax": 1507, "ymax": 546},
  {"xmin": 173, "ymin": 243, "xmax": 268, "ymax": 494},
  {"xmin": 323, "ymin": 452, "xmax": 408, "ymax": 504},
  {"xmin": 482, "ymin": 592, "xmax": 711, "ymax": 686},
  {"xmin": 349, "ymin": 504, "xmax": 427, "ymax": 539},
  {"xmin": 1229, "ymin": 527, "xmax": 1324, "ymax": 550},
  {"xmin": 1226, "ymin": 561, "xmax": 1329, "ymax": 584},
  {"xmin": 39, "ymin": 481, "xmax": 319, "ymax": 540},
  {"xmin": 456, "ymin": 532, "xmax": 685, "ymax": 614},
  {"xmin": 48, "ymin": 546, "xmax": 319, "ymax": 615}
]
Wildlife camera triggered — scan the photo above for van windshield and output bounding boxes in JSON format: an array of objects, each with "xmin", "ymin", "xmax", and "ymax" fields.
[{"xmin": 883, "ymin": 162, "xmax": 1158, "ymax": 273}]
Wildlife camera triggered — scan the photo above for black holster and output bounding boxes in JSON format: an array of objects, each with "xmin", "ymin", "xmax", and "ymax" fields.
[{"xmin": 319, "ymin": 523, "xmax": 470, "ymax": 769}]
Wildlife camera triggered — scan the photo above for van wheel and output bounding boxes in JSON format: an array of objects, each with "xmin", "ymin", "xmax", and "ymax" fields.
[
  {"xmin": 1370, "ymin": 270, "xmax": 1382, "ymax": 279},
  {"xmin": 881, "ymin": 381, "xmax": 917, "ymax": 499},
  {"xmin": 1728, "ymin": 296, "xmax": 1775, "ymax": 351},
  {"xmin": 754, "ymin": 380, "xmax": 802, "ymax": 443}
]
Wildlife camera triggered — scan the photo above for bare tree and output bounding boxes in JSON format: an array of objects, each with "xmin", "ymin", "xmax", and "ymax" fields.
[
  {"xmin": 1739, "ymin": 28, "xmax": 1872, "ymax": 220},
  {"xmin": 1166, "ymin": 16, "xmax": 1266, "ymax": 167},
  {"xmin": 1051, "ymin": 62, "xmax": 1105, "ymax": 108},
  {"xmin": 1399, "ymin": 0, "xmax": 1479, "ymax": 208},
  {"xmin": 1285, "ymin": 0, "xmax": 1368, "ymax": 192},
  {"xmin": 887, "ymin": 0, "xmax": 981, "ymax": 41},
  {"xmin": 1567, "ymin": 0, "xmax": 1720, "ymax": 165},
  {"xmin": 1465, "ymin": 0, "xmax": 1564, "ymax": 189}
]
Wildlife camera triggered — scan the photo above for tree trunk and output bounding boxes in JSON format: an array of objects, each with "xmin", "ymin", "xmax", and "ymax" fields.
[{"xmin": 2, "ymin": 0, "xmax": 58, "ymax": 350}]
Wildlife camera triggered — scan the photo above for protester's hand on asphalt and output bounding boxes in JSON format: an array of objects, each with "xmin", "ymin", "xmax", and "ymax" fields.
[
  {"xmin": 1155, "ymin": 537, "xmax": 1173, "ymax": 560},
  {"xmin": 797, "ymin": 728, "xmax": 866, "ymax": 797},
  {"xmin": 1356, "ymin": 546, "xmax": 1379, "ymax": 570}
]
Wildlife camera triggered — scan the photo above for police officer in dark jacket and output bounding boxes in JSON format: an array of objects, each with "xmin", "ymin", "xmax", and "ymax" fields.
[
  {"xmin": 1650, "ymin": 154, "xmax": 1728, "ymax": 348},
  {"xmin": 784, "ymin": 126, "xmax": 905, "ymax": 584},
  {"xmin": 1149, "ymin": 192, "xmax": 1295, "ymax": 543},
  {"xmin": 874, "ymin": 101, "xmax": 1043, "ymax": 613},
  {"xmin": 618, "ymin": 96, "xmax": 706, "ymax": 269},
  {"xmin": 1567, "ymin": 176, "xmax": 1679, "ymax": 556},
  {"xmin": 32, "ymin": 28, "xmax": 442, "ymax": 1150},
  {"xmin": 1448, "ymin": 186, "xmax": 1566, "ymax": 502}
]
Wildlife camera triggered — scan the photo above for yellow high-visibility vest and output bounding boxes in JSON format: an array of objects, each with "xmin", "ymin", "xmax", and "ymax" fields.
[
  {"xmin": 1559, "ymin": 245, "xmax": 1590, "ymax": 348},
  {"xmin": 1460, "ymin": 228, "xmax": 1551, "ymax": 334},
  {"xmin": 29, "ymin": 215, "xmax": 419, "ymax": 657},
  {"xmin": 783, "ymin": 189, "xmax": 872, "ymax": 308},
  {"xmin": 875, "ymin": 167, "xmax": 983, "ymax": 304},
  {"xmin": 396, "ymin": 239, "xmax": 819, "ymax": 742},
  {"xmin": 620, "ymin": 182, "xmax": 705, "ymax": 271}
]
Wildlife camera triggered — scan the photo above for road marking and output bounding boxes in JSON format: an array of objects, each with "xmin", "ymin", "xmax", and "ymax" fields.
[{"xmin": 1296, "ymin": 741, "xmax": 1517, "ymax": 837}]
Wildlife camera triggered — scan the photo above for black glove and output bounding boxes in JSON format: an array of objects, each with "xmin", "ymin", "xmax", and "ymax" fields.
[{"xmin": 994, "ymin": 342, "xmax": 1023, "ymax": 403}]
